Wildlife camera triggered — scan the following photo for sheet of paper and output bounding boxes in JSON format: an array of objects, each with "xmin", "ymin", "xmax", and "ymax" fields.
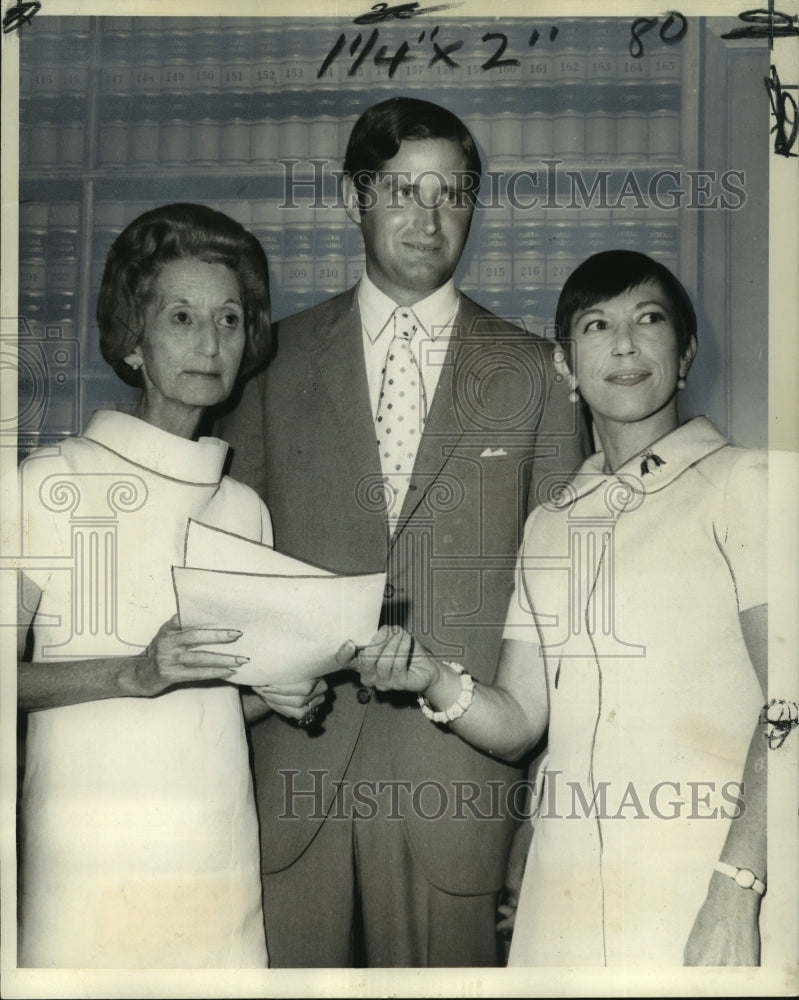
[
  {"xmin": 183, "ymin": 519, "xmax": 334, "ymax": 577},
  {"xmin": 172, "ymin": 565, "xmax": 385, "ymax": 685}
]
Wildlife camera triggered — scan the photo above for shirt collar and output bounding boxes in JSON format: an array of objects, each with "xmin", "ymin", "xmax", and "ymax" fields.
[
  {"xmin": 81, "ymin": 409, "xmax": 228, "ymax": 485},
  {"xmin": 555, "ymin": 417, "xmax": 730, "ymax": 508},
  {"xmin": 357, "ymin": 272, "xmax": 459, "ymax": 344}
]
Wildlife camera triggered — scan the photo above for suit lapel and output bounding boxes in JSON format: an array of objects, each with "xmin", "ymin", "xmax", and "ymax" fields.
[{"xmin": 307, "ymin": 291, "xmax": 382, "ymax": 482}]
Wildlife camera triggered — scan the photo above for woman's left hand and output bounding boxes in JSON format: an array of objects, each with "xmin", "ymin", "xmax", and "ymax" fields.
[
  {"xmin": 251, "ymin": 676, "xmax": 328, "ymax": 722},
  {"xmin": 683, "ymin": 871, "xmax": 761, "ymax": 965}
]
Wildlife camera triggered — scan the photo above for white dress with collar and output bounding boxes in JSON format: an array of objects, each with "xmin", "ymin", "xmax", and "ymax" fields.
[
  {"xmin": 504, "ymin": 417, "xmax": 767, "ymax": 966},
  {"xmin": 18, "ymin": 411, "xmax": 271, "ymax": 968}
]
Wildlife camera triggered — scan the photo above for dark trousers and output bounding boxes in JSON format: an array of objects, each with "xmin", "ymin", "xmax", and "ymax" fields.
[
  {"xmin": 261, "ymin": 807, "xmax": 501, "ymax": 968},
  {"xmin": 260, "ymin": 707, "xmax": 501, "ymax": 968}
]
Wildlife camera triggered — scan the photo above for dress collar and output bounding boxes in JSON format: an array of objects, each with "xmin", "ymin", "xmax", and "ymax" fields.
[
  {"xmin": 554, "ymin": 416, "xmax": 730, "ymax": 508},
  {"xmin": 81, "ymin": 410, "xmax": 228, "ymax": 485},
  {"xmin": 357, "ymin": 272, "xmax": 459, "ymax": 344}
]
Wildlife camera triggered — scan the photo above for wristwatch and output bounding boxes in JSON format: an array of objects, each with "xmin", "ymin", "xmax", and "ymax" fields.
[{"xmin": 714, "ymin": 861, "xmax": 766, "ymax": 896}]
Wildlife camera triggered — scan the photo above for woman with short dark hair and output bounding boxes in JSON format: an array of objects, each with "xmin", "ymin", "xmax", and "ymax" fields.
[
  {"xmin": 352, "ymin": 250, "xmax": 773, "ymax": 966},
  {"xmin": 17, "ymin": 203, "xmax": 325, "ymax": 968}
]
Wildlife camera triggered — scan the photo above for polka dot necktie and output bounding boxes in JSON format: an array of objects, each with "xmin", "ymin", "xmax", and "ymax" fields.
[{"xmin": 375, "ymin": 307, "xmax": 428, "ymax": 530}]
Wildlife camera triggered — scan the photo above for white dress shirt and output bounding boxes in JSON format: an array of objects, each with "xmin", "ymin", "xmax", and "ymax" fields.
[{"xmin": 357, "ymin": 272, "xmax": 460, "ymax": 424}]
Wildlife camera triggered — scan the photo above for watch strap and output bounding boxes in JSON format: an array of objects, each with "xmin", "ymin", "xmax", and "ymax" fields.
[{"xmin": 714, "ymin": 860, "xmax": 766, "ymax": 895}]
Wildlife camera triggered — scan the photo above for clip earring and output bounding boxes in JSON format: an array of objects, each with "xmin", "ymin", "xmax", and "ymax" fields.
[{"xmin": 566, "ymin": 374, "xmax": 580, "ymax": 404}]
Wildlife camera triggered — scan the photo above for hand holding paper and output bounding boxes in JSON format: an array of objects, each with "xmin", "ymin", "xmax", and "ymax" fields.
[{"xmin": 172, "ymin": 521, "xmax": 386, "ymax": 686}]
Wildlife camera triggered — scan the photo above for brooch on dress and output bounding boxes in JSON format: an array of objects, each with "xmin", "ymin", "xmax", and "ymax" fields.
[{"xmin": 640, "ymin": 450, "xmax": 666, "ymax": 476}]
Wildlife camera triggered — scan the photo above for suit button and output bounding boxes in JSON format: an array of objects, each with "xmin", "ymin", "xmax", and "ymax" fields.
[
  {"xmin": 384, "ymin": 583, "xmax": 395, "ymax": 599},
  {"xmin": 357, "ymin": 687, "xmax": 372, "ymax": 704}
]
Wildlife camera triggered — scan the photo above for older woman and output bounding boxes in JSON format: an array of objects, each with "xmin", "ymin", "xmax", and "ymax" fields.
[
  {"xmin": 352, "ymin": 250, "xmax": 770, "ymax": 966},
  {"xmin": 17, "ymin": 203, "xmax": 325, "ymax": 968}
]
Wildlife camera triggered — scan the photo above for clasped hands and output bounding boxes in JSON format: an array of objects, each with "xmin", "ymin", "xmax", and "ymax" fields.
[
  {"xmin": 337, "ymin": 624, "xmax": 442, "ymax": 697},
  {"xmin": 252, "ymin": 623, "xmax": 438, "ymax": 722},
  {"xmin": 141, "ymin": 616, "xmax": 438, "ymax": 719}
]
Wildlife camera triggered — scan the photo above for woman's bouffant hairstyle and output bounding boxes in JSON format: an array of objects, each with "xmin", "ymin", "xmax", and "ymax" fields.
[
  {"xmin": 555, "ymin": 250, "xmax": 697, "ymax": 361},
  {"xmin": 343, "ymin": 96, "xmax": 482, "ymax": 204},
  {"xmin": 98, "ymin": 203, "xmax": 272, "ymax": 388}
]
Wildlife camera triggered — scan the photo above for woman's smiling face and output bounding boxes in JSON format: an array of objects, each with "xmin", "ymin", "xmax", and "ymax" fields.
[{"xmin": 570, "ymin": 279, "xmax": 695, "ymax": 435}]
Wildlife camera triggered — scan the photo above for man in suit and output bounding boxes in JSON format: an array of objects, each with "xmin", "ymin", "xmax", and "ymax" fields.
[{"xmin": 218, "ymin": 97, "xmax": 585, "ymax": 967}]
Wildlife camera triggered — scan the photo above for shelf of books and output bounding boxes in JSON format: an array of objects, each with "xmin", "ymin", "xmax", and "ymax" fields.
[{"xmin": 18, "ymin": 14, "xmax": 707, "ymax": 449}]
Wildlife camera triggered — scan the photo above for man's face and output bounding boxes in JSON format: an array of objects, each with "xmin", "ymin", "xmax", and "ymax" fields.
[{"xmin": 343, "ymin": 137, "xmax": 476, "ymax": 306}]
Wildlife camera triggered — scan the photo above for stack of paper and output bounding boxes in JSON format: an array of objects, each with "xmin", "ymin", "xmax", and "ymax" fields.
[{"xmin": 172, "ymin": 520, "xmax": 386, "ymax": 686}]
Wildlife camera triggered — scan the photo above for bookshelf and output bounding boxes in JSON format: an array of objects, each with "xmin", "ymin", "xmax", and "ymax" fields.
[{"xmin": 16, "ymin": 14, "xmax": 768, "ymax": 450}]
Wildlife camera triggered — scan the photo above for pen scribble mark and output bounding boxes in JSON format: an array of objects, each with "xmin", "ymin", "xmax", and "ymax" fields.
[
  {"xmin": 2, "ymin": 1, "xmax": 41, "ymax": 34},
  {"xmin": 721, "ymin": 4, "xmax": 799, "ymax": 48},
  {"xmin": 354, "ymin": 2, "xmax": 461, "ymax": 25},
  {"xmin": 765, "ymin": 63, "xmax": 798, "ymax": 156}
]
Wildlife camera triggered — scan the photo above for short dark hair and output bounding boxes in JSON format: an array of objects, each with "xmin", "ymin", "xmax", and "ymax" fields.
[
  {"xmin": 343, "ymin": 96, "xmax": 481, "ymax": 202},
  {"xmin": 555, "ymin": 250, "xmax": 697, "ymax": 359},
  {"xmin": 98, "ymin": 203, "xmax": 272, "ymax": 388}
]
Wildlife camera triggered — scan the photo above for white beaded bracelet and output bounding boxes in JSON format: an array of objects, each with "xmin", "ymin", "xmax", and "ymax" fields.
[{"xmin": 417, "ymin": 661, "xmax": 475, "ymax": 724}]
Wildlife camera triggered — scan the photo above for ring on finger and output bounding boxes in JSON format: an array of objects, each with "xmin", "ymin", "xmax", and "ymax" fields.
[{"xmin": 297, "ymin": 704, "xmax": 321, "ymax": 728}]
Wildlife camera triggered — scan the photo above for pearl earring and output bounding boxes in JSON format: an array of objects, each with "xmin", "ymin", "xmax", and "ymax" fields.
[
  {"xmin": 569, "ymin": 387, "xmax": 580, "ymax": 404},
  {"xmin": 677, "ymin": 377, "xmax": 686, "ymax": 390}
]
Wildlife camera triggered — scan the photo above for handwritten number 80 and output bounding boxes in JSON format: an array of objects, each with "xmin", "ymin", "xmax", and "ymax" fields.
[{"xmin": 629, "ymin": 11, "xmax": 688, "ymax": 59}]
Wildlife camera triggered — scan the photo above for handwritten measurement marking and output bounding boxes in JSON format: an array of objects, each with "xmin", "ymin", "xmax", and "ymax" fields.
[
  {"xmin": 426, "ymin": 26, "xmax": 463, "ymax": 68},
  {"xmin": 481, "ymin": 32, "xmax": 519, "ymax": 70},
  {"xmin": 321, "ymin": 19, "xmax": 688, "ymax": 78},
  {"xmin": 529, "ymin": 27, "xmax": 560, "ymax": 47}
]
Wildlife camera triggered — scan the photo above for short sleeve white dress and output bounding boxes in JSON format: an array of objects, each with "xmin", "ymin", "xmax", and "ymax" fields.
[
  {"xmin": 503, "ymin": 417, "xmax": 767, "ymax": 966},
  {"xmin": 18, "ymin": 410, "xmax": 271, "ymax": 969}
]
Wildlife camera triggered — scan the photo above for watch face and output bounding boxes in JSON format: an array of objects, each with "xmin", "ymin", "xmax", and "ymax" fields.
[{"xmin": 735, "ymin": 868, "xmax": 756, "ymax": 889}]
